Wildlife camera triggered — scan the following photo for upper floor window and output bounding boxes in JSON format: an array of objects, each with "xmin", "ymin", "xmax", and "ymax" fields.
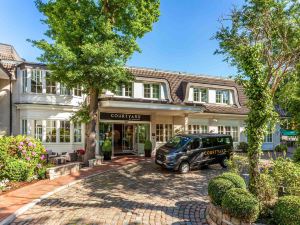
[
  {"xmin": 31, "ymin": 70, "xmax": 42, "ymax": 93},
  {"xmin": 46, "ymin": 72, "xmax": 56, "ymax": 94},
  {"xmin": 74, "ymin": 85, "xmax": 82, "ymax": 97},
  {"xmin": 22, "ymin": 70, "xmax": 28, "ymax": 93},
  {"xmin": 264, "ymin": 126, "xmax": 273, "ymax": 143},
  {"xmin": 193, "ymin": 88, "xmax": 208, "ymax": 102},
  {"xmin": 60, "ymin": 84, "xmax": 71, "ymax": 95},
  {"xmin": 144, "ymin": 83, "xmax": 160, "ymax": 99},
  {"xmin": 115, "ymin": 84, "xmax": 132, "ymax": 97},
  {"xmin": 216, "ymin": 90, "xmax": 229, "ymax": 104}
]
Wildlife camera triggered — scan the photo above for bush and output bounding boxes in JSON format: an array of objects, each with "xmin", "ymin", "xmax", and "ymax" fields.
[
  {"xmin": 237, "ymin": 142, "xmax": 248, "ymax": 152},
  {"xmin": 222, "ymin": 188, "xmax": 259, "ymax": 222},
  {"xmin": 226, "ymin": 154, "xmax": 249, "ymax": 174},
  {"xmin": 273, "ymin": 196, "xmax": 300, "ymax": 225},
  {"xmin": 293, "ymin": 147, "xmax": 300, "ymax": 163},
  {"xmin": 102, "ymin": 139, "xmax": 112, "ymax": 152},
  {"xmin": 272, "ymin": 158, "xmax": 300, "ymax": 196},
  {"xmin": 275, "ymin": 144, "xmax": 288, "ymax": 153},
  {"xmin": 144, "ymin": 140, "xmax": 152, "ymax": 151},
  {"xmin": 208, "ymin": 177, "xmax": 235, "ymax": 206},
  {"xmin": 1, "ymin": 159, "xmax": 33, "ymax": 181},
  {"xmin": 219, "ymin": 172, "xmax": 246, "ymax": 189}
]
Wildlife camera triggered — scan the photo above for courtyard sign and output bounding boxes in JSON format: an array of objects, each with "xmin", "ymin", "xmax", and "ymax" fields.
[{"xmin": 100, "ymin": 112, "xmax": 150, "ymax": 121}]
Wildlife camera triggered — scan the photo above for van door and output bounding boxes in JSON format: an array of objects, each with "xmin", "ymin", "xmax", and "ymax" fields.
[
  {"xmin": 186, "ymin": 138, "xmax": 201, "ymax": 168},
  {"xmin": 200, "ymin": 137, "xmax": 216, "ymax": 163}
]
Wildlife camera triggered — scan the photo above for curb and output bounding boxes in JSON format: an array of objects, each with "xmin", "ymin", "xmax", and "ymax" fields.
[{"xmin": 0, "ymin": 161, "xmax": 143, "ymax": 225}]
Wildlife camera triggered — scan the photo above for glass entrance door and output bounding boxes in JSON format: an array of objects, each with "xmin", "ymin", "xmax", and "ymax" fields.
[{"xmin": 112, "ymin": 124, "xmax": 134, "ymax": 155}]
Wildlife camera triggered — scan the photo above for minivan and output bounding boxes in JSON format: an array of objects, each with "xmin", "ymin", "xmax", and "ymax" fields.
[{"xmin": 155, "ymin": 134, "xmax": 233, "ymax": 173}]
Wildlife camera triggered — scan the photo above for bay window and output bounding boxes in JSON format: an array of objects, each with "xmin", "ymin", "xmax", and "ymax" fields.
[
  {"xmin": 22, "ymin": 70, "xmax": 27, "ymax": 93},
  {"xmin": 218, "ymin": 125, "xmax": 239, "ymax": 142},
  {"xmin": 34, "ymin": 120, "xmax": 43, "ymax": 141},
  {"xmin": 46, "ymin": 72, "xmax": 56, "ymax": 94},
  {"xmin": 46, "ymin": 120, "xmax": 57, "ymax": 142},
  {"xmin": 31, "ymin": 70, "xmax": 42, "ymax": 93},
  {"xmin": 21, "ymin": 120, "xmax": 27, "ymax": 135},
  {"xmin": 74, "ymin": 122, "xmax": 82, "ymax": 142},
  {"xmin": 216, "ymin": 90, "xmax": 229, "ymax": 104},
  {"xmin": 188, "ymin": 125, "xmax": 208, "ymax": 134},
  {"xmin": 60, "ymin": 84, "xmax": 71, "ymax": 95},
  {"xmin": 193, "ymin": 88, "xmax": 208, "ymax": 102},
  {"xmin": 60, "ymin": 121, "xmax": 70, "ymax": 142},
  {"xmin": 156, "ymin": 124, "xmax": 173, "ymax": 142},
  {"xmin": 74, "ymin": 85, "xmax": 82, "ymax": 97}
]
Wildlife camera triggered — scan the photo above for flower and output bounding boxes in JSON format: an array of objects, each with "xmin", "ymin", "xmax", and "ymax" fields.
[
  {"xmin": 19, "ymin": 142, "xmax": 24, "ymax": 146},
  {"xmin": 18, "ymin": 145, "xmax": 23, "ymax": 150},
  {"xmin": 37, "ymin": 164, "xmax": 42, "ymax": 168},
  {"xmin": 40, "ymin": 155, "xmax": 46, "ymax": 160},
  {"xmin": 32, "ymin": 151, "xmax": 37, "ymax": 156},
  {"xmin": 33, "ymin": 143, "xmax": 36, "ymax": 148},
  {"xmin": 28, "ymin": 142, "xmax": 33, "ymax": 147},
  {"xmin": 25, "ymin": 137, "xmax": 30, "ymax": 142},
  {"xmin": 22, "ymin": 150, "xmax": 27, "ymax": 154},
  {"xmin": 26, "ymin": 157, "xmax": 31, "ymax": 161}
]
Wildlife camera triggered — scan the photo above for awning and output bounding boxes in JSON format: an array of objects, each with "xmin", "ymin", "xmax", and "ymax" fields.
[{"xmin": 281, "ymin": 129, "xmax": 299, "ymax": 136}]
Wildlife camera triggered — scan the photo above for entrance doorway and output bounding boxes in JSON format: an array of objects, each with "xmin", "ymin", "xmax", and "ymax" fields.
[{"xmin": 113, "ymin": 124, "xmax": 134, "ymax": 155}]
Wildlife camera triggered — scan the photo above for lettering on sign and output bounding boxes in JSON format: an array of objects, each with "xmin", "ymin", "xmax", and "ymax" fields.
[{"xmin": 100, "ymin": 113, "xmax": 150, "ymax": 121}]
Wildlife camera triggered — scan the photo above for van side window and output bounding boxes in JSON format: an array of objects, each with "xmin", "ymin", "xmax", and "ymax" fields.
[
  {"xmin": 202, "ymin": 138, "xmax": 212, "ymax": 148},
  {"xmin": 191, "ymin": 138, "xmax": 200, "ymax": 149}
]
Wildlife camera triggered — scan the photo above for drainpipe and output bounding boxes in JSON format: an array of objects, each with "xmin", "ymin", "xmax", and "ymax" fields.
[{"xmin": 9, "ymin": 71, "xmax": 12, "ymax": 136}]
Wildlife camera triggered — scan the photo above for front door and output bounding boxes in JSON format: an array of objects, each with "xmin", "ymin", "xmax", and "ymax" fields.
[{"xmin": 113, "ymin": 124, "xmax": 134, "ymax": 155}]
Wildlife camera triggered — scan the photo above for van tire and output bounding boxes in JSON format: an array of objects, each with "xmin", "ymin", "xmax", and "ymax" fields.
[
  {"xmin": 179, "ymin": 162, "xmax": 190, "ymax": 173},
  {"xmin": 219, "ymin": 157, "xmax": 228, "ymax": 168}
]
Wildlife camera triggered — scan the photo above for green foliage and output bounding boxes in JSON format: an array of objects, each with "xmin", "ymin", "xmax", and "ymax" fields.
[
  {"xmin": 226, "ymin": 154, "xmax": 249, "ymax": 174},
  {"xmin": 273, "ymin": 196, "xmax": 300, "ymax": 225},
  {"xmin": 219, "ymin": 172, "xmax": 247, "ymax": 189},
  {"xmin": 208, "ymin": 177, "xmax": 235, "ymax": 206},
  {"xmin": 293, "ymin": 147, "xmax": 300, "ymax": 163},
  {"xmin": 0, "ymin": 136, "xmax": 48, "ymax": 181},
  {"xmin": 272, "ymin": 158, "xmax": 300, "ymax": 196},
  {"xmin": 215, "ymin": 0, "xmax": 300, "ymax": 194},
  {"xmin": 144, "ymin": 140, "xmax": 152, "ymax": 151},
  {"xmin": 237, "ymin": 142, "xmax": 248, "ymax": 153},
  {"xmin": 274, "ymin": 144, "xmax": 288, "ymax": 153},
  {"xmin": 102, "ymin": 139, "xmax": 112, "ymax": 153},
  {"xmin": 222, "ymin": 188, "xmax": 259, "ymax": 222}
]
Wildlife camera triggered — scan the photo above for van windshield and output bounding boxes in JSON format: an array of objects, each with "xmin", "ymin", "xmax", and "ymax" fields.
[{"xmin": 164, "ymin": 136, "xmax": 191, "ymax": 149}]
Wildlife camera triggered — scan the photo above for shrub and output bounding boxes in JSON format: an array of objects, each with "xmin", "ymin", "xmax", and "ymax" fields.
[
  {"xmin": 208, "ymin": 177, "xmax": 235, "ymax": 206},
  {"xmin": 273, "ymin": 196, "xmax": 300, "ymax": 225},
  {"xmin": 222, "ymin": 188, "xmax": 259, "ymax": 222},
  {"xmin": 144, "ymin": 140, "xmax": 152, "ymax": 151},
  {"xmin": 272, "ymin": 158, "xmax": 300, "ymax": 196},
  {"xmin": 102, "ymin": 139, "xmax": 112, "ymax": 152},
  {"xmin": 226, "ymin": 154, "xmax": 249, "ymax": 174},
  {"xmin": 293, "ymin": 147, "xmax": 300, "ymax": 163},
  {"xmin": 275, "ymin": 144, "xmax": 288, "ymax": 153},
  {"xmin": 1, "ymin": 159, "xmax": 32, "ymax": 181},
  {"xmin": 237, "ymin": 142, "xmax": 248, "ymax": 152},
  {"xmin": 219, "ymin": 172, "xmax": 246, "ymax": 189}
]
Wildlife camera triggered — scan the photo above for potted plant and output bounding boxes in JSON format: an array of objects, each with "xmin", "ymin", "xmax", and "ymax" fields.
[
  {"xmin": 102, "ymin": 139, "xmax": 112, "ymax": 160},
  {"xmin": 144, "ymin": 139, "xmax": 152, "ymax": 157}
]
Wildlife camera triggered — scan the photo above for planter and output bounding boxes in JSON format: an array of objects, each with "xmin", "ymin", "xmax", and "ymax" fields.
[
  {"xmin": 144, "ymin": 149, "xmax": 152, "ymax": 157},
  {"xmin": 103, "ymin": 152, "xmax": 112, "ymax": 160}
]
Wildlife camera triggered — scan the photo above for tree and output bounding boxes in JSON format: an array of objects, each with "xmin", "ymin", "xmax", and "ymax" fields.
[
  {"xmin": 215, "ymin": 0, "xmax": 300, "ymax": 194},
  {"xmin": 32, "ymin": 0, "xmax": 160, "ymax": 164}
]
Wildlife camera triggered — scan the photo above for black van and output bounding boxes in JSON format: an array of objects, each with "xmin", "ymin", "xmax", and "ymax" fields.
[{"xmin": 155, "ymin": 134, "xmax": 233, "ymax": 173}]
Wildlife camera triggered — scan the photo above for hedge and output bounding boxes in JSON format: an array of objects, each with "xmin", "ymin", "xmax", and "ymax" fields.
[
  {"xmin": 208, "ymin": 177, "xmax": 235, "ymax": 206},
  {"xmin": 273, "ymin": 196, "xmax": 300, "ymax": 225},
  {"xmin": 219, "ymin": 172, "xmax": 246, "ymax": 189}
]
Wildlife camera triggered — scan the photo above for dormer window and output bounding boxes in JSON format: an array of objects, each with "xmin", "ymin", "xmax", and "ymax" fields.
[
  {"xmin": 115, "ymin": 84, "xmax": 132, "ymax": 97},
  {"xmin": 46, "ymin": 72, "xmax": 56, "ymax": 94},
  {"xmin": 216, "ymin": 90, "xmax": 229, "ymax": 104},
  {"xmin": 31, "ymin": 69, "xmax": 42, "ymax": 93},
  {"xmin": 193, "ymin": 88, "xmax": 208, "ymax": 102},
  {"xmin": 144, "ymin": 83, "xmax": 160, "ymax": 99}
]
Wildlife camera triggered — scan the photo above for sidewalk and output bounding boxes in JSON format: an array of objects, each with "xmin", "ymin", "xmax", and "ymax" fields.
[{"xmin": 0, "ymin": 156, "xmax": 149, "ymax": 223}]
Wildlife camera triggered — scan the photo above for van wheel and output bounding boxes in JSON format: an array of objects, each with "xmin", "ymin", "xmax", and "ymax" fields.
[
  {"xmin": 220, "ymin": 157, "xmax": 228, "ymax": 168},
  {"xmin": 179, "ymin": 162, "xmax": 190, "ymax": 174}
]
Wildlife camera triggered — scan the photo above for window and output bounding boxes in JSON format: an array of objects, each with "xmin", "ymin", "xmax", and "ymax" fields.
[
  {"xmin": 225, "ymin": 126, "xmax": 231, "ymax": 135},
  {"xmin": 21, "ymin": 120, "xmax": 27, "ymax": 135},
  {"xmin": 46, "ymin": 120, "xmax": 56, "ymax": 142},
  {"xmin": 60, "ymin": 121, "xmax": 70, "ymax": 142},
  {"xmin": 34, "ymin": 120, "xmax": 43, "ymax": 141},
  {"xmin": 31, "ymin": 70, "xmax": 42, "ymax": 93},
  {"xmin": 115, "ymin": 84, "xmax": 132, "ymax": 97},
  {"xmin": 193, "ymin": 88, "xmax": 208, "ymax": 102},
  {"xmin": 144, "ymin": 83, "xmax": 160, "ymax": 99},
  {"xmin": 264, "ymin": 126, "xmax": 273, "ymax": 143},
  {"xmin": 22, "ymin": 70, "xmax": 27, "ymax": 93},
  {"xmin": 60, "ymin": 84, "xmax": 71, "ymax": 95},
  {"xmin": 216, "ymin": 90, "xmax": 229, "ymax": 104},
  {"xmin": 232, "ymin": 127, "xmax": 238, "ymax": 142},
  {"xmin": 218, "ymin": 126, "xmax": 224, "ymax": 134},
  {"xmin": 156, "ymin": 124, "xmax": 173, "ymax": 142},
  {"xmin": 74, "ymin": 122, "xmax": 82, "ymax": 142},
  {"xmin": 218, "ymin": 125, "xmax": 239, "ymax": 142},
  {"xmin": 46, "ymin": 72, "xmax": 56, "ymax": 94},
  {"xmin": 191, "ymin": 138, "xmax": 200, "ymax": 149},
  {"xmin": 188, "ymin": 125, "xmax": 208, "ymax": 134},
  {"xmin": 74, "ymin": 85, "xmax": 82, "ymax": 97}
]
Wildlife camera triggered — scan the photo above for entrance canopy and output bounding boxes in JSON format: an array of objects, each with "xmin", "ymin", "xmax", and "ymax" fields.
[{"xmin": 281, "ymin": 129, "xmax": 299, "ymax": 136}]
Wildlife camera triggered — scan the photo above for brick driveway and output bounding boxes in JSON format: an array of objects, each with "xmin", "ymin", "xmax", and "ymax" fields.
[{"xmin": 11, "ymin": 161, "xmax": 223, "ymax": 225}]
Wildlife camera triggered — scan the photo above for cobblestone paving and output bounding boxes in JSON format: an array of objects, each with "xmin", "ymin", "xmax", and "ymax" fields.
[{"xmin": 11, "ymin": 161, "xmax": 223, "ymax": 225}]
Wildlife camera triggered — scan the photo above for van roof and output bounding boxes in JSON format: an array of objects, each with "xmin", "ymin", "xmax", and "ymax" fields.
[{"xmin": 179, "ymin": 133, "xmax": 232, "ymax": 138}]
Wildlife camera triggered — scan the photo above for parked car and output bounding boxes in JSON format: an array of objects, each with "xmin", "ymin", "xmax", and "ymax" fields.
[{"xmin": 155, "ymin": 134, "xmax": 233, "ymax": 173}]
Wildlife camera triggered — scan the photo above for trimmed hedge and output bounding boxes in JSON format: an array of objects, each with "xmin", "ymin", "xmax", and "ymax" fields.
[
  {"xmin": 208, "ymin": 177, "xmax": 235, "ymax": 206},
  {"xmin": 293, "ymin": 147, "xmax": 300, "ymax": 163},
  {"xmin": 222, "ymin": 188, "xmax": 259, "ymax": 222},
  {"xmin": 219, "ymin": 172, "xmax": 246, "ymax": 189},
  {"xmin": 273, "ymin": 196, "xmax": 300, "ymax": 225}
]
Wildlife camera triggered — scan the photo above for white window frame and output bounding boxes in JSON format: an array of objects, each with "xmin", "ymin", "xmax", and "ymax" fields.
[
  {"xmin": 216, "ymin": 90, "xmax": 229, "ymax": 104},
  {"xmin": 264, "ymin": 126, "xmax": 273, "ymax": 143},
  {"xmin": 73, "ymin": 85, "xmax": 82, "ymax": 97},
  {"xmin": 45, "ymin": 72, "xmax": 57, "ymax": 94},
  {"xmin": 193, "ymin": 88, "xmax": 208, "ymax": 102},
  {"xmin": 34, "ymin": 120, "xmax": 43, "ymax": 141},
  {"xmin": 115, "ymin": 83, "xmax": 133, "ymax": 97},
  {"xmin": 21, "ymin": 119, "xmax": 27, "ymax": 135},
  {"xmin": 188, "ymin": 125, "xmax": 208, "ymax": 134},
  {"xmin": 143, "ymin": 83, "xmax": 160, "ymax": 99},
  {"xmin": 60, "ymin": 84, "xmax": 71, "ymax": 96},
  {"xmin": 218, "ymin": 125, "xmax": 239, "ymax": 142},
  {"xmin": 74, "ymin": 122, "xmax": 82, "ymax": 143},
  {"xmin": 22, "ymin": 70, "xmax": 28, "ymax": 93},
  {"xmin": 156, "ymin": 124, "xmax": 173, "ymax": 142},
  {"xmin": 31, "ymin": 69, "xmax": 43, "ymax": 94},
  {"xmin": 59, "ymin": 121, "xmax": 71, "ymax": 143},
  {"xmin": 46, "ymin": 120, "xmax": 57, "ymax": 143}
]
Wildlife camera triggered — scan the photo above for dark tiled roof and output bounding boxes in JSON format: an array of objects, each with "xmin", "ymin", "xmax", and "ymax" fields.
[
  {"xmin": 128, "ymin": 67, "xmax": 249, "ymax": 115},
  {"xmin": 0, "ymin": 43, "xmax": 22, "ymax": 61}
]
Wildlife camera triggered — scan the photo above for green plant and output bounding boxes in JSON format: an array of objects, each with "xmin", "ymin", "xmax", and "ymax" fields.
[
  {"xmin": 222, "ymin": 188, "xmax": 259, "ymax": 222},
  {"xmin": 237, "ymin": 142, "xmax": 248, "ymax": 153},
  {"xmin": 1, "ymin": 159, "xmax": 32, "ymax": 181},
  {"xmin": 226, "ymin": 154, "xmax": 249, "ymax": 174},
  {"xmin": 272, "ymin": 158, "xmax": 300, "ymax": 196},
  {"xmin": 102, "ymin": 139, "xmax": 112, "ymax": 153},
  {"xmin": 208, "ymin": 177, "xmax": 235, "ymax": 206},
  {"xmin": 144, "ymin": 140, "xmax": 152, "ymax": 151},
  {"xmin": 273, "ymin": 196, "xmax": 300, "ymax": 225},
  {"xmin": 275, "ymin": 144, "xmax": 288, "ymax": 153},
  {"xmin": 293, "ymin": 147, "xmax": 300, "ymax": 163},
  {"xmin": 219, "ymin": 172, "xmax": 246, "ymax": 189}
]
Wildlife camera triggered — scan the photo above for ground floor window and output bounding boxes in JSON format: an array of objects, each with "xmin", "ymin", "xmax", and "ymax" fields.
[
  {"xmin": 188, "ymin": 125, "xmax": 208, "ymax": 134},
  {"xmin": 34, "ymin": 120, "xmax": 43, "ymax": 141},
  {"xmin": 264, "ymin": 126, "xmax": 273, "ymax": 143},
  {"xmin": 21, "ymin": 120, "xmax": 27, "ymax": 135},
  {"xmin": 74, "ymin": 122, "xmax": 82, "ymax": 142},
  {"xmin": 46, "ymin": 120, "xmax": 56, "ymax": 142},
  {"xmin": 60, "ymin": 121, "xmax": 70, "ymax": 142},
  {"xmin": 156, "ymin": 124, "xmax": 173, "ymax": 142},
  {"xmin": 218, "ymin": 125, "xmax": 239, "ymax": 142}
]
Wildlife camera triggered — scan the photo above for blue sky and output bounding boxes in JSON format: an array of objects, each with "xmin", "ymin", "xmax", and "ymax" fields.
[{"xmin": 0, "ymin": 0, "xmax": 244, "ymax": 77}]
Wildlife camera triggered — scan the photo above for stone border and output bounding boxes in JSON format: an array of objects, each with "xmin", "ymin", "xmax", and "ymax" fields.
[
  {"xmin": 0, "ymin": 163, "xmax": 140, "ymax": 225},
  {"xmin": 206, "ymin": 203, "xmax": 251, "ymax": 225}
]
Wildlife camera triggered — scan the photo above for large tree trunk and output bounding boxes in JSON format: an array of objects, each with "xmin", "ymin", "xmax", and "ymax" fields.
[{"xmin": 84, "ymin": 88, "xmax": 99, "ymax": 165}]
